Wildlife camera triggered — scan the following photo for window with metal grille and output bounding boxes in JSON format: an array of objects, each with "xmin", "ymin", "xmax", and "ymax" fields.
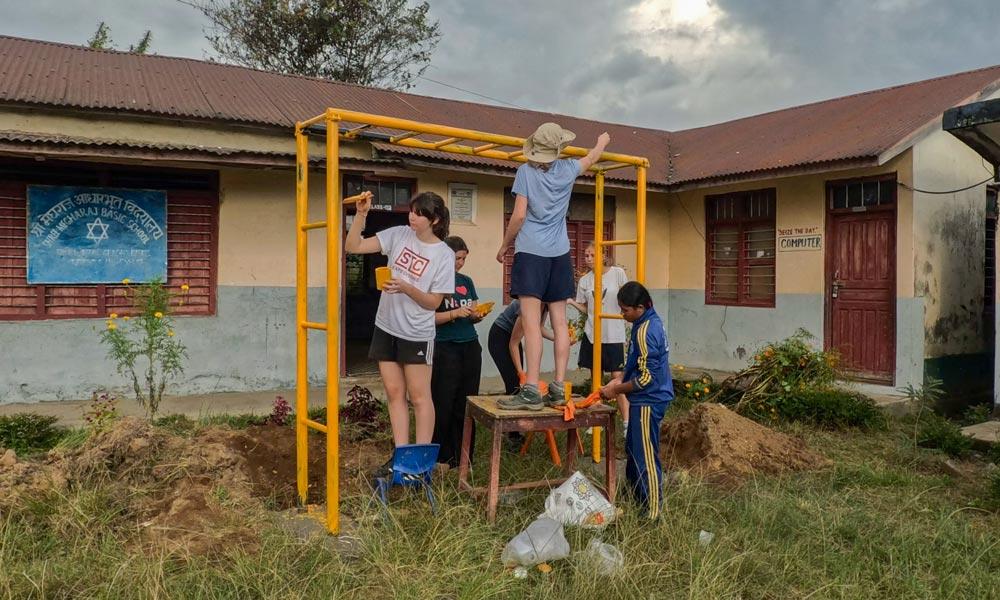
[
  {"xmin": 0, "ymin": 162, "xmax": 218, "ymax": 320},
  {"xmin": 705, "ymin": 188, "xmax": 776, "ymax": 307},
  {"xmin": 986, "ymin": 185, "xmax": 998, "ymax": 339},
  {"xmin": 829, "ymin": 178, "xmax": 895, "ymax": 210}
]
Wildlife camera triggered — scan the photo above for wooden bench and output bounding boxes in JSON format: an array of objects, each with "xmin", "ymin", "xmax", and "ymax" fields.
[{"xmin": 457, "ymin": 395, "xmax": 617, "ymax": 523}]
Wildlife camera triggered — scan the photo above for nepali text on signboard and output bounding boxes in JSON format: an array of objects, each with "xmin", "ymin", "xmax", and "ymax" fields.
[
  {"xmin": 777, "ymin": 226, "xmax": 823, "ymax": 252},
  {"xmin": 27, "ymin": 186, "xmax": 168, "ymax": 283}
]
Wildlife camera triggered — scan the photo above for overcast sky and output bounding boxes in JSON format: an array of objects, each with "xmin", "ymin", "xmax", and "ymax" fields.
[{"xmin": 1, "ymin": 0, "xmax": 998, "ymax": 130}]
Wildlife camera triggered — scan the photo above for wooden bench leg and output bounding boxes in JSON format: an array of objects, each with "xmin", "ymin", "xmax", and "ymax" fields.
[
  {"xmin": 487, "ymin": 427, "xmax": 502, "ymax": 524},
  {"xmin": 458, "ymin": 412, "xmax": 474, "ymax": 487},
  {"xmin": 564, "ymin": 428, "xmax": 579, "ymax": 474},
  {"xmin": 545, "ymin": 430, "xmax": 561, "ymax": 466}
]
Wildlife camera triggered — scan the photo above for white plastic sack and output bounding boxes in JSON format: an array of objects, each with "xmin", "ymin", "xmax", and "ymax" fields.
[
  {"xmin": 544, "ymin": 471, "xmax": 617, "ymax": 528},
  {"xmin": 501, "ymin": 516, "xmax": 570, "ymax": 567}
]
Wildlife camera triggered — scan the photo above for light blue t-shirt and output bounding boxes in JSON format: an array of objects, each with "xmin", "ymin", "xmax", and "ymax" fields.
[{"xmin": 512, "ymin": 159, "xmax": 581, "ymax": 257}]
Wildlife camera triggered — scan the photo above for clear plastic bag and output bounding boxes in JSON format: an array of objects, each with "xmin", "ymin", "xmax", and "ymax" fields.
[
  {"xmin": 585, "ymin": 539, "xmax": 624, "ymax": 575},
  {"xmin": 501, "ymin": 516, "xmax": 571, "ymax": 567},
  {"xmin": 544, "ymin": 471, "xmax": 617, "ymax": 529}
]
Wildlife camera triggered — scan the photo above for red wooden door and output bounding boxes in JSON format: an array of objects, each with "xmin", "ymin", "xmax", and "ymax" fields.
[{"xmin": 826, "ymin": 210, "xmax": 895, "ymax": 382}]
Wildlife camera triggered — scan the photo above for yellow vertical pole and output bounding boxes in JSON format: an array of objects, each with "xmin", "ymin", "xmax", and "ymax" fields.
[
  {"xmin": 637, "ymin": 165, "xmax": 647, "ymax": 283},
  {"xmin": 592, "ymin": 171, "xmax": 605, "ymax": 464},
  {"xmin": 325, "ymin": 111, "xmax": 342, "ymax": 534},
  {"xmin": 295, "ymin": 126, "xmax": 310, "ymax": 505}
]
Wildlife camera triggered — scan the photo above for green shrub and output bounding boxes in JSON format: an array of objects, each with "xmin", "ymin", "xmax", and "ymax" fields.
[
  {"xmin": 985, "ymin": 469, "xmax": 1000, "ymax": 510},
  {"xmin": 712, "ymin": 329, "xmax": 845, "ymax": 425},
  {"xmin": 916, "ymin": 413, "xmax": 974, "ymax": 459},
  {"xmin": 777, "ymin": 389, "xmax": 887, "ymax": 430},
  {"xmin": 986, "ymin": 443, "xmax": 1000, "ymax": 465},
  {"xmin": 0, "ymin": 413, "xmax": 67, "ymax": 455},
  {"xmin": 152, "ymin": 413, "xmax": 197, "ymax": 435},
  {"xmin": 962, "ymin": 403, "xmax": 993, "ymax": 426}
]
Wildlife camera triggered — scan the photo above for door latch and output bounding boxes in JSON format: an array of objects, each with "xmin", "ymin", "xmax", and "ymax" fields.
[{"xmin": 832, "ymin": 282, "xmax": 840, "ymax": 298}]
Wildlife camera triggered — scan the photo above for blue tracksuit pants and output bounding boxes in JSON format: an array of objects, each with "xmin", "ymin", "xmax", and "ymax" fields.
[{"xmin": 626, "ymin": 402, "xmax": 666, "ymax": 519}]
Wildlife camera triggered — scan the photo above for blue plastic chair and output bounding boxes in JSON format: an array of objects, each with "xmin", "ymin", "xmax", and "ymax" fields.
[{"xmin": 373, "ymin": 444, "xmax": 440, "ymax": 514}]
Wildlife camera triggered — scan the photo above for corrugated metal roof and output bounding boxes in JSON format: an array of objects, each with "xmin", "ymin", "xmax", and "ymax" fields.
[
  {"xmin": 1, "ymin": 35, "xmax": 999, "ymax": 187},
  {"xmin": 668, "ymin": 66, "xmax": 1000, "ymax": 184}
]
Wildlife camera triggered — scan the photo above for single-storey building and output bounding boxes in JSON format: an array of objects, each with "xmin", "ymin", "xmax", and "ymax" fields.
[{"xmin": 0, "ymin": 35, "xmax": 997, "ymax": 404}]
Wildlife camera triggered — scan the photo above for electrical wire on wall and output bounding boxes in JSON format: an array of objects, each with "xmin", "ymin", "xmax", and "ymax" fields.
[{"xmin": 897, "ymin": 175, "xmax": 996, "ymax": 195}]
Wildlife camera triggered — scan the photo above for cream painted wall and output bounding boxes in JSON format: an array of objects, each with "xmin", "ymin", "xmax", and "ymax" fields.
[
  {"xmin": 0, "ymin": 108, "xmax": 369, "ymax": 159},
  {"xmin": 912, "ymin": 125, "xmax": 996, "ymax": 357},
  {"xmin": 218, "ymin": 163, "xmax": 653, "ymax": 290},
  {"xmin": 667, "ymin": 153, "xmax": 914, "ymax": 297}
]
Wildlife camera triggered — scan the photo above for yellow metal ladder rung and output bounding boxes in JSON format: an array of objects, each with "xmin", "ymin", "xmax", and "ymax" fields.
[
  {"xmin": 599, "ymin": 239, "xmax": 637, "ymax": 247},
  {"xmin": 507, "ymin": 150, "xmax": 524, "ymax": 159},
  {"xmin": 342, "ymin": 124, "xmax": 372, "ymax": 139},
  {"xmin": 473, "ymin": 143, "xmax": 501, "ymax": 153},
  {"xmin": 390, "ymin": 131, "xmax": 420, "ymax": 143},
  {"xmin": 432, "ymin": 137, "xmax": 461, "ymax": 148},
  {"xmin": 304, "ymin": 418, "xmax": 328, "ymax": 433},
  {"xmin": 302, "ymin": 321, "xmax": 327, "ymax": 330},
  {"xmin": 301, "ymin": 221, "xmax": 327, "ymax": 231},
  {"xmin": 598, "ymin": 313, "xmax": 624, "ymax": 320},
  {"xmin": 597, "ymin": 161, "xmax": 632, "ymax": 171}
]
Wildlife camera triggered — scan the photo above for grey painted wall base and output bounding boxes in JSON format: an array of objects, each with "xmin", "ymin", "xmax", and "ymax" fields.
[
  {"xmin": 1, "ymin": 285, "xmax": 929, "ymax": 403},
  {"xmin": 665, "ymin": 289, "xmax": 924, "ymax": 390}
]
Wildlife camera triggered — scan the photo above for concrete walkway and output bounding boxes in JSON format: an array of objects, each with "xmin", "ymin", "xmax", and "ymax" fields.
[{"xmin": 962, "ymin": 420, "xmax": 1000, "ymax": 445}]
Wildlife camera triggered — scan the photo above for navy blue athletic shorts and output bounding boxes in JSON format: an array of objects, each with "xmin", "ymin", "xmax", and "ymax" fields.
[{"xmin": 510, "ymin": 251, "xmax": 575, "ymax": 303}]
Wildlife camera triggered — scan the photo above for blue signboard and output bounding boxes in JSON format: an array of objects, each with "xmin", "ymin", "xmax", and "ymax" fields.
[{"xmin": 27, "ymin": 186, "xmax": 168, "ymax": 284}]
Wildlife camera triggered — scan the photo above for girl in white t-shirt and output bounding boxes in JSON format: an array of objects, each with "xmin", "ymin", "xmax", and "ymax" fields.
[
  {"xmin": 569, "ymin": 241, "xmax": 630, "ymax": 430},
  {"xmin": 346, "ymin": 191, "xmax": 455, "ymax": 475}
]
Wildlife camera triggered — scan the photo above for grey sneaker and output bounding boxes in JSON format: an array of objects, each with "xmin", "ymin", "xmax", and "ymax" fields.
[
  {"xmin": 497, "ymin": 385, "xmax": 544, "ymax": 411},
  {"xmin": 545, "ymin": 382, "xmax": 567, "ymax": 407}
]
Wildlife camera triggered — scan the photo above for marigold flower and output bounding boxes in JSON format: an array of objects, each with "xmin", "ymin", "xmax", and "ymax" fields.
[
  {"xmin": 121, "ymin": 278, "xmax": 130, "ymax": 285},
  {"xmin": 704, "ymin": 387, "xmax": 710, "ymax": 393},
  {"xmin": 685, "ymin": 383, "xmax": 692, "ymax": 389},
  {"xmin": 167, "ymin": 330, "xmax": 175, "ymax": 337},
  {"xmin": 181, "ymin": 283, "xmax": 190, "ymax": 292},
  {"xmin": 109, "ymin": 313, "xmax": 118, "ymax": 319},
  {"xmin": 123, "ymin": 316, "xmax": 130, "ymax": 321},
  {"xmin": 154, "ymin": 311, "xmax": 164, "ymax": 319},
  {"xmin": 107, "ymin": 322, "xmax": 117, "ymax": 330}
]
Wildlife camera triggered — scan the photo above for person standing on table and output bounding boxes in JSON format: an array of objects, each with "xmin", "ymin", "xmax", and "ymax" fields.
[
  {"xmin": 431, "ymin": 236, "xmax": 484, "ymax": 470},
  {"xmin": 495, "ymin": 123, "xmax": 611, "ymax": 410},
  {"xmin": 569, "ymin": 241, "xmax": 629, "ymax": 433},
  {"xmin": 599, "ymin": 282, "xmax": 673, "ymax": 520},
  {"xmin": 345, "ymin": 191, "xmax": 454, "ymax": 477},
  {"xmin": 487, "ymin": 299, "xmax": 556, "ymax": 396}
]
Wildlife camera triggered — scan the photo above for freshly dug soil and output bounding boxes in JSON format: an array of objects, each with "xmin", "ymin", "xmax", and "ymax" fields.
[
  {"xmin": 0, "ymin": 417, "xmax": 392, "ymax": 557},
  {"xmin": 661, "ymin": 403, "xmax": 830, "ymax": 483}
]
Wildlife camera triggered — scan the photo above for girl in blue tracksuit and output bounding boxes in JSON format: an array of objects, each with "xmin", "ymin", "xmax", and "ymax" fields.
[{"xmin": 599, "ymin": 281, "xmax": 673, "ymax": 519}]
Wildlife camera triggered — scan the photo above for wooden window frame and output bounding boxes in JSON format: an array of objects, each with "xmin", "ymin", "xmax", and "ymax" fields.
[
  {"xmin": 704, "ymin": 188, "xmax": 776, "ymax": 308},
  {"xmin": 0, "ymin": 159, "xmax": 219, "ymax": 321}
]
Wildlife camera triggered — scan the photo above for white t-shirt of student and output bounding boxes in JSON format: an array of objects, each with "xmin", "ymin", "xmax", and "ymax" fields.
[
  {"xmin": 374, "ymin": 226, "xmax": 455, "ymax": 341},
  {"xmin": 575, "ymin": 265, "xmax": 628, "ymax": 343}
]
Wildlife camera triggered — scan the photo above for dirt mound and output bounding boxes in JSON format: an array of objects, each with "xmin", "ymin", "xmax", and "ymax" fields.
[
  {"xmin": 0, "ymin": 418, "xmax": 392, "ymax": 556},
  {"xmin": 662, "ymin": 403, "xmax": 830, "ymax": 483},
  {"xmin": 220, "ymin": 425, "xmax": 390, "ymax": 509}
]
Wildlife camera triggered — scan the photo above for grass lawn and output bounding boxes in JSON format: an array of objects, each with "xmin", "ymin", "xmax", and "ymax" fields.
[{"xmin": 2, "ymin": 415, "xmax": 999, "ymax": 599}]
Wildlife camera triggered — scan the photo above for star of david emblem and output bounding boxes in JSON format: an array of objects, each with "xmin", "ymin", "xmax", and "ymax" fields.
[{"xmin": 85, "ymin": 218, "xmax": 110, "ymax": 244}]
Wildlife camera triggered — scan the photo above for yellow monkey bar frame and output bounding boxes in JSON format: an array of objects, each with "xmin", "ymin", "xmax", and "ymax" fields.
[{"xmin": 294, "ymin": 108, "xmax": 649, "ymax": 534}]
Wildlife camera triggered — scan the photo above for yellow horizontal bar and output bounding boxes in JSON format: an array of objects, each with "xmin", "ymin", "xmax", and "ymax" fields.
[
  {"xmin": 299, "ymin": 114, "xmax": 326, "ymax": 128},
  {"xmin": 390, "ymin": 131, "xmax": 420, "ymax": 143},
  {"xmin": 342, "ymin": 191, "xmax": 372, "ymax": 205},
  {"xmin": 599, "ymin": 239, "xmax": 638, "ymax": 247},
  {"xmin": 302, "ymin": 321, "xmax": 327, "ymax": 330},
  {"xmin": 507, "ymin": 150, "xmax": 524, "ymax": 159},
  {"xmin": 598, "ymin": 313, "xmax": 625, "ymax": 320},
  {"xmin": 342, "ymin": 124, "xmax": 371, "ymax": 139},
  {"xmin": 304, "ymin": 418, "xmax": 328, "ymax": 433},
  {"xmin": 433, "ymin": 137, "xmax": 461, "ymax": 149},
  {"xmin": 312, "ymin": 109, "xmax": 648, "ymax": 167},
  {"xmin": 474, "ymin": 143, "xmax": 501, "ymax": 153},
  {"xmin": 301, "ymin": 221, "xmax": 326, "ymax": 231},
  {"xmin": 598, "ymin": 162, "xmax": 632, "ymax": 171}
]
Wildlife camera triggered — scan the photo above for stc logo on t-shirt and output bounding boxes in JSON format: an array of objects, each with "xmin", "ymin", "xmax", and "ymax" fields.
[{"xmin": 395, "ymin": 247, "xmax": 430, "ymax": 278}]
